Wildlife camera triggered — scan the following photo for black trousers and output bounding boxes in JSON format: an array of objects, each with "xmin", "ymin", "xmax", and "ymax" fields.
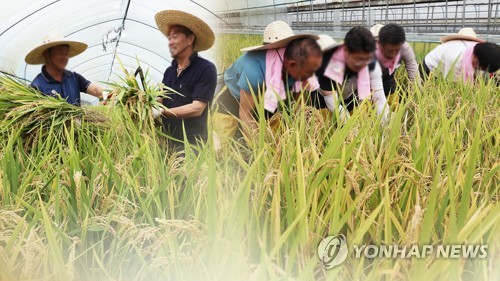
[
  {"xmin": 382, "ymin": 73, "xmax": 397, "ymax": 96},
  {"xmin": 308, "ymin": 90, "xmax": 359, "ymax": 113},
  {"xmin": 420, "ymin": 61, "xmax": 431, "ymax": 81}
]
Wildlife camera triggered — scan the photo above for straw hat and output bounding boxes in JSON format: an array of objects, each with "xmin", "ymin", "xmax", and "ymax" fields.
[
  {"xmin": 370, "ymin": 24, "xmax": 385, "ymax": 38},
  {"xmin": 155, "ymin": 10, "xmax": 215, "ymax": 52},
  {"xmin": 241, "ymin": 21, "xmax": 319, "ymax": 52},
  {"xmin": 441, "ymin": 28, "xmax": 484, "ymax": 43},
  {"xmin": 25, "ymin": 32, "xmax": 87, "ymax": 65},
  {"xmin": 317, "ymin": 34, "xmax": 339, "ymax": 52}
]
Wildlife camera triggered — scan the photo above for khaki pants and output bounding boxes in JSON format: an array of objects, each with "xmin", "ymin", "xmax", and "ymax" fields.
[{"xmin": 212, "ymin": 87, "xmax": 241, "ymax": 145}]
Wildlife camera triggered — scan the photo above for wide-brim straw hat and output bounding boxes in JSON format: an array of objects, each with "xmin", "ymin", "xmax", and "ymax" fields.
[
  {"xmin": 155, "ymin": 10, "xmax": 215, "ymax": 52},
  {"xmin": 370, "ymin": 24, "xmax": 385, "ymax": 38},
  {"xmin": 241, "ymin": 20, "xmax": 319, "ymax": 52},
  {"xmin": 317, "ymin": 34, "xmax": 339, "ymax": 52},
  {"xmin": 25, "ymin": 32, "xmax": 87, "ymax": 65},
  {"xmin": 441, "ymin": 27, "xmax": 484, "ymax": 43}
]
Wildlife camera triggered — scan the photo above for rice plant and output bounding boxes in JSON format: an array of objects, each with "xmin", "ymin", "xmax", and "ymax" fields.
[
  {"xmin": 0, "ymin": 35, "xmax": 498, "ymax": 281},
  {"xmin": 105, "ymin": 59, "xmax": 170, "ymax": 133},
  {"xmin": 0, "ymin": 76, "xmax": 108, "ymax": 150}
]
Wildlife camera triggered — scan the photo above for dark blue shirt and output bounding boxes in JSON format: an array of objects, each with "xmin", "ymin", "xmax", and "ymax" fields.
[
  {"xmin": 30, "ymin": 66, "xmax": 91, "ymax": 106},
  {"xmin": 162, "ymin": 52, "xmax": 217, "ymax": 144}
]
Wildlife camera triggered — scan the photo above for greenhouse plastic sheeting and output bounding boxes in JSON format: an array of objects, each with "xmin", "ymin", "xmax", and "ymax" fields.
[
  {"xmin": 0, "ymin": 0, "xmax": 218, "ymax": 84},
  {"xmin": 214, "ymin": 0, "xmax": 291, "ymax": 29}
]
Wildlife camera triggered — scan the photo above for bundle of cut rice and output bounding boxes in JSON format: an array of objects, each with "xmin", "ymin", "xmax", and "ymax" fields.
[
  {"xmin": 105, "ymin": 61, "xmax": 176, "ymax": 132},
  {"xmin": 0, "ymin": 75, "xmax": 108, "ymax": 147}
]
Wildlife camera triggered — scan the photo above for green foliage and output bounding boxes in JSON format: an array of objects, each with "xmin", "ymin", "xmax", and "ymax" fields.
[
  {"xmin": 0, "ymin": 37, "xmax": 498, "ymax": 281},
  {"xmin": 0, "ymin": 76, "xmax": 108, "ymax": 150}
]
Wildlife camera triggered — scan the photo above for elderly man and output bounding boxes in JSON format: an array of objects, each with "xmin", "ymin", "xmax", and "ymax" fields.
[
  {"xmin": 423, "ymin": 28, "xmax": 500, "ymax": 81},
  {"xmin": 213, "ymin": 21, "xmax": 322, "ymax": 140},
  {"xmin": 313, "ymin": 27, "xmax": 389, "ymax": 122},
  {"xmin": 25, "ymin": 32, "xmax": 104, "ymax": 105},
  {"xmin": 371, "ymin": 23, "xmax": 419, "ymax": 105},
  {"xmin": 154, "ymin": 10, "xmax": 217, "ymax": 148}
]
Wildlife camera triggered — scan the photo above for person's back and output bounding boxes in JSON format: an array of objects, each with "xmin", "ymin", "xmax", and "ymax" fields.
[
  {"xmin": 224, "ymin": 51, "xmax": 267, "ymax": 100},
  {"xmin": 424, "ymin": 40, "xmax": 476, "ymax": 79}
]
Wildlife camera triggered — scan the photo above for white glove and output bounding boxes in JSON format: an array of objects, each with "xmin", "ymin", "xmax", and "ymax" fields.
[
  {"xmin": 323, "ymin": 94, "xmax": 336, "ymax": 113},
  {"xmin": 338, "ymin": 104, "xmax": 350, "ymax": 122},
  {"xmin": 324, "ymin": 94, "xmax": 350, "ymax": 122},
  {"xmin": 381, "ymin": 110, "xmax": 392, "ymax": 128},
  {"xmin": 152, "ymin": 107, "xmax": 163, "ymax": 119},
  {"xmin": 100, "ymin": 90, "xmax": 108, "ymax": 105}
]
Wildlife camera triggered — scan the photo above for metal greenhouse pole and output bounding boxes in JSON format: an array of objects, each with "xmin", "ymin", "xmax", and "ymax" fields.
[
  {"xmin": 445, "ymin": 0, "xmax": 449, "ymax": 32},
  {"xmin": 368, "ymin": 0, "xmax": 371, "ymax": 26},
  {"xmin": 487, "ymin": 0, "xmax": 492, "ymax": 35},
  {"xmin": 273, "ymin": 0, "xmax": 277, "ymax": 21},
  {"xmin": 385, "ymin": 0, "xmax": 389, "ymax": 23},
  {"xmin": 462, "ymin": 0, "xmax": 466, "ymax": 27},
  {"xmin": 413, "ymin": 0, "xmax": 416, "ymax": 33}
]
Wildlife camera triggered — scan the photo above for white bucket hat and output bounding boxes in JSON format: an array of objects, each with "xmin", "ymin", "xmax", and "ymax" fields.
[
  {"xmin": 241, "ymin": 21, "xmax": 319, "ymax": 52},
  {"xmin": 155, "ymin": 10, "xmax": 215, "ymax": 52},
  {"xmin": 370, "ymin": 24, "xmax": 385, "ymax": 38},
  {"xmin": 25, "ymin": 32, "xmax": 87, "ymax": 65},
  {"xmin": 441, "ymin": 27, "xmax": 484, "ymax": 43},
  {"xmin": 317, "ymin": 34, "xmax": 338, "ymax": 52}
]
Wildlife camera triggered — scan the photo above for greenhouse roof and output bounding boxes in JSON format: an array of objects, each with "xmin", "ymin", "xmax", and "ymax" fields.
[{"xmin": 0, "ymin": 0, "xmax": 218, "ymax": 84}]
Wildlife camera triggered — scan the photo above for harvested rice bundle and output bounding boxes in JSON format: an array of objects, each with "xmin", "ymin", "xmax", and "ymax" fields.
[
  {"xmin": 0, "ymin": 75, "xmax": 108, "ymax": 147},
  {"xmin": 105, "ymin": 62, "xmax": 173, "ymax": 132}
]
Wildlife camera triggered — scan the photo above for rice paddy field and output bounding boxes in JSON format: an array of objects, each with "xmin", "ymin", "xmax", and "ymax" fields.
[{"xmin": 0, "ymin": 33, "xmax": 499, "ymax": 281}]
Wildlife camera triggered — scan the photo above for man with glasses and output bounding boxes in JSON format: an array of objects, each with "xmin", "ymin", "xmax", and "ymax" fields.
[{"xmin": 311, "ymin": 27, "xmax": 389, "ymax": 122}]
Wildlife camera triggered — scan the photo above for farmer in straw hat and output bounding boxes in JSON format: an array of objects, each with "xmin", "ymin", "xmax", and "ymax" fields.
[
  {"xmin": 316, "ymin": 34, "xmax": 337, "ymax": 52},
  {"xmin": 153, "ymin": 10, "xmax": 217, "ymax": 149},
  {"xmin": 25, "ymin": 32, "xmax": 104, "ymax": 106},
  {"xmin": 213, "ymin": 20, "xmax": 322, "ymax": 141},
  {"xmin": 312, "ymin": 27, "xmax": 390, "ymax": 124},
  {"xmin": 371, "ymin": 23, "xmax": 419, "ymax": 107},
  {"xmin": 422, "ymin": 27, "xmax": 500, "ymax": 81}
]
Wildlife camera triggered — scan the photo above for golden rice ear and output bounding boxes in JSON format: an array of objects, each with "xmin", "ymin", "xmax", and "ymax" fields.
[{"xmin": 115, "ymin": 55, "xmax": 128, "ymax": 76}]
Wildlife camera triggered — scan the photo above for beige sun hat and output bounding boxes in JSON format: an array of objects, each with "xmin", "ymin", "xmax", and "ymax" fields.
[
  {"xmin": 25, "ymin": 32, "xmax": 87, "ymax": 65},
  {"xmin": 317, "ymin": 34, "xmax": 339, "ymax": 52},
  {"xmin": 441, "ymin": 27, "xmax": 484, "ymax": 43},
  {"xmin": 370, "ymin": 24, "xmax": 385, "ymax": 38},
  {"xmin": 155, "ymin": 10, "xmax": 215, "ymax": 52},
  {"xmin": 240, "ymin": 21, "xmax": 319, "ymax": 52}
]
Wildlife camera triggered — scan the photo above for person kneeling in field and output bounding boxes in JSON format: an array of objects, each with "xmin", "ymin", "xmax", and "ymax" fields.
[
  {"xmin": 213, "ymin": 21, "xmax": 322, "ymax": 141},
  {"xmin": 422, "ymin": 28, "xmax": 500, "ymax": 82},
  {"xmin": 311, "ymin": 27, "xmax": 390, "ymax": 123},
  {"xmin": 371, "ymin": 23, "xmax": 419, "ymax": 106}
]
